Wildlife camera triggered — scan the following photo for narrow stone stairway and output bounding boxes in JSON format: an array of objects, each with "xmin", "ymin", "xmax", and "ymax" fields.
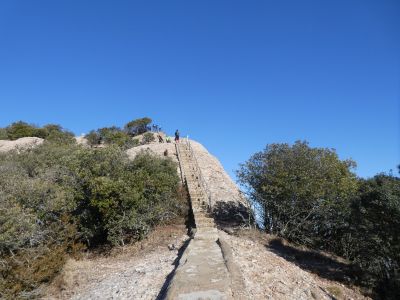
[{"xmin": 164, "ymin": 141, "xmax": 241, "ymax": 300}]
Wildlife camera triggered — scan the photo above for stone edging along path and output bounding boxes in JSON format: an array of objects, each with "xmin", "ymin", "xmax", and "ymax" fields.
[{"xmin": 162, "ymin": 142, "xmax": 248, "ymax": 300}]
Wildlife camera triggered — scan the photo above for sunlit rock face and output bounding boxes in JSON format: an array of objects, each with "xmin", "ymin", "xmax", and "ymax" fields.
[
  {"xmin": 0, "ymin": 137, "xmax": 44, "ymax": 152},
  {"xmin": 126, "ymin": 139, "xmax": 251, "ymax": 226}
]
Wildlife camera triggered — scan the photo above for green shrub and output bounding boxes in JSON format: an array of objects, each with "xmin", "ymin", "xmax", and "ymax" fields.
[
  {"xmin": 347, "ymin": 175, "xmax": 400, "ymax": 298},
  {"xmin": 143, "ymin": 132, "xmax": 155, "ymax": 144},
  {"xmin": 6, "ymin": 121, "xmax": 38, "ymax": 140},
  {"xmin": 85, "ymin": 127, "xmax": 136, "ymax": 149},
  {"xmin": 132, "ymin": 138, "xmax": 140, "ymax": 146},
  {"xmin": 238, "ymin": 141, "xmax": 400, "ymax": 298},
  {"xmin": 85, "ymin": 130, "xmax": 101, "ymax": 147},
  {"xmin": 3, "ymin": 121, "xmax": 76, "ymax": 144},
  {"xmin": 124, "ymin": 117, "xmax": 152, "ymax": 136},
  {"xmin": 43, "ymin": 124, "xmax": 75, "ymax": 144},
  {"xmin": 0, "ymin": 143, "xmax": 183, "ymax": 298},
  {"xmin": 0, "ymin": 128, "xmax": 7, "ymax": 140},
  {"xmin": 237, "ymin": 141, "xmax": 358, "ymax": 249}
]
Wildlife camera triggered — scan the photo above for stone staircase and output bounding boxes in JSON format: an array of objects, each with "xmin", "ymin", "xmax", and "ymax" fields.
[
  {"xmin": 178, "ymin": 142, "xmax": 213, "ymax": 225},
  {"xmin": 164, "ymin": 141, "xmax": 247, "ymax": 300}
]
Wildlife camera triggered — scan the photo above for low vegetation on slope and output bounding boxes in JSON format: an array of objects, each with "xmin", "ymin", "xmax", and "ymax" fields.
[
  {"xmin": 0, "ymin": 140, "xmax": 185, "ymax": 299},
  {"xmin": 84, "ymin": 117, "xmax": 153, "ymax": 149},
  {"xmin": 0, "ymin": 121, "xmax": 75, "ymax": 144},
  {"xmin": 237, "ymin": 141, "xmax": 400, "ymax": 299}
]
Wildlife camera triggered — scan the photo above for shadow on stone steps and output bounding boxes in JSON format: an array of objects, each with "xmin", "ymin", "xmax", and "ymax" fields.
[
  {"xmin": 212, "ymin": 201, "xmax": 254, "ymax": 229},
  {"xmin": 156, "ymin": 237, "xmax": 192, "ymax": 300}
]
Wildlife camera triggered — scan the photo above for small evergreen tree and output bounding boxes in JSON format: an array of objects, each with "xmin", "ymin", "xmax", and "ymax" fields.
[
  {"xmin": 237, "ymin": 140, "xmax": 358, "ymax": 249},
  {"xmin": 6, "ymin": 121, "xmax": 38, "ymax": 140},
  {"xmin": 124, "ymin": 117, "xmax": 152, "ymax": 136},
  {"xmin": 85, "ymin": 130, "xmax": 101, "ymax": 147}
]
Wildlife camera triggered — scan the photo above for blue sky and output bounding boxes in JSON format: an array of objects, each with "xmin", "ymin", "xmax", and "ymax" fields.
[{"xmin": 0, "ymin": 0, "xmax": 399, "ymax": 179}]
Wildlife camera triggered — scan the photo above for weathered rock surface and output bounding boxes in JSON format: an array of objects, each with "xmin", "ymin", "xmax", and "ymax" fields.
[
  {"xmin": 165, "ymin": 232, "xmax": 233, "ymax": 300},
  {"xmin": 126, "ymin": 142, "xmax": 178, "ymax": 162},
  {"xmin": 126, "ymin": 139, "xmax": 250, "ymax": 226},
  {"xmin": 0, "ymin": 137, "xmax": 44, "ymax": 152}
]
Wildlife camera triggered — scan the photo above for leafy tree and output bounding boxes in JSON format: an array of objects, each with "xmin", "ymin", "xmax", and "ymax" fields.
[
  {"xmin": 85, "ymin": 130, "xmax": 101, "ymax": 147},
  {"xmin": 6, "ymin": 121, "xmax": 38, "ymax": 140},
  {"xmin": 85, "ymin": 127, "xmax": 136, "ymax": 149},
  {"xmin": 347, "ymin": 174, "xmax": 400, "ymax": 298},
  {"xmin": 238, "ymin": 141, "xmax": 400, "ymax": 298},
  {"xmin": 43, "ymin": 124, "xmax": 75, "ymax": 144},
  {"xmin": 237, "ymin": 141, "xmax": 358, "ymax": 249},
  {"xmin": 124, "ymin": 117, "xmax": 152, "ymax": 136},
  {"xmin": 98, "ymin": 126, "xmax": 135, "ymax": 149},
  {"xmin": 2, "ymin": 121, "xmax": 75, "ymax": 144}
]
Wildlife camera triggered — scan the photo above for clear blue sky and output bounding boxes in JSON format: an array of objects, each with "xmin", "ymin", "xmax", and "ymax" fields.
[{"xmin": 0, "ymin": 0, "xmax": 399, "ymax": 179}]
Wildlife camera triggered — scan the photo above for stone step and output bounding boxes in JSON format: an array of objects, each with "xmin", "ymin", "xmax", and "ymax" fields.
[
  {"xmin": 196, "ymin": 215, "xmax": 214, "ymax": 222},
  {"xmin": 195, "ymin": 227, "xmax": 219, "ymax": 241},
  {"xmin": 195, "ymin": 214, "xmax": 214, "ymax": 220},
  {"xmin": 192, "ymin": 207, "xmax": 209, "ymax": 214},
  {"xmin": 189, "ymin": 190, "xmax": 206, "ymax": 196},
  {"xmin": 189, "ymin": 190, "xmax": 205, "ymax": 195},
  {"xmin": 186, "ymin": 181, "xmax": 202, "ymax": 187},
  {"xmin": 190, "ymin": 197, "xmax": 207, "ymax": 203},
  {"xmin": 188, "ymin": 191, "xmax": 205, "ymax": 197},
  {"xmin": 195, "ymin": 219, "xmax": 215, "ymax": 228}
]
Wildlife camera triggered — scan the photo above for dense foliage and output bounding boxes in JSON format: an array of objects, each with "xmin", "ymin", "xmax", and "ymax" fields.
[
  {"xmin": 85, "ymin": 126, "xmax": 138, "ymax": 149},
  {"xmin": 348, "ymin": 175, "xmax": 400, "ymax": 298},
  {"xmin": 1, "ymin": 121, "xmax": 74, "ymax": 143},
  {"xmin": 124, "ymin": 117, "xmax": 152, "ymax": 136},
  {"xmin": 0, "ymin": 128, "xmax": 7, "ymax": 140},
  {"xmin": 0, "ymin": 142, "xmax": 184, "ymax": 299},
  {"xmin": 237, "ymin": 141, "xmax": 400, "ymax": 299}
]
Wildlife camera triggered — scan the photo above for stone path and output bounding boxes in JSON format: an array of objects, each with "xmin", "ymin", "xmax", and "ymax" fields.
[{"xmin": 164, "ymin": 142, "xmax": 246, "ymax": 300}]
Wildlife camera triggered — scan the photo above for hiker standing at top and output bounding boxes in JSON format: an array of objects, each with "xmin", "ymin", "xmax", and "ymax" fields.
[{"xmin": 175, "ymin": 129, "xmax": 180, "ymax": 143}]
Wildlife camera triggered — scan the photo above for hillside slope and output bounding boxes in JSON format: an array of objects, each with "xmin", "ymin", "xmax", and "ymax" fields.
[
  {"xmin": 2, "ymin": 137, "xmax": 368, "ymax": 299},
  {"xmin": 42, "ymin": 226, "xmax": 368, "ymax": 300},
  {"xmin": 127, "ymin": 139, "xmax": 250, "ymax": 226},
  {"xmin": 0, "ymin": 137, "xmax": 44, "ymax": 152}
]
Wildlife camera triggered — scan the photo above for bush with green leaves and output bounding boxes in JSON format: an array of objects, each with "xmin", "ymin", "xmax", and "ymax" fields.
[
  {"xmin": 85, "ymin": 126, "xmax": 136, "ymax": 149},
  {"xmin": 43, "ymin": 124, "xmax": 75, "ymax": 144},
  {"xmin": 237, "ymin": 141, "xmax": 400, "ymax": 298},
  {"xmin": 0, "ymin": 128, "xmax": 8, "ymax": 140},
  {"xmin": 142, "ymin": 132, "xmax": 155, "ymax": 144},
  {"xmin": 5, "ymin": 121, "xmax": 39, "ymax": 140},
  {"xmin": 347, "ymin": 174, "xmax": 400, "ymax": 298},
  {"xmin": 0, "ymin": 143, "xmax": 184, "ymax": 298},
  {"xmin": 85, "ymin": 130, "xmax": 101, "ymax": 147},
  {"xmin": 124, "ymin": 117, "xmax": 152, "ymax": 136},
  {"xmin": 237, "ymin": 141, "xmax": 358, "ymax": 249},
  {"xmin": 3, "ymin": 121, "xmax": 75, "ymax": 144}
]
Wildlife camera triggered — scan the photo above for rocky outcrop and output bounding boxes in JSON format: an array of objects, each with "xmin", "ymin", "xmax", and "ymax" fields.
[
  {"xmin": 126, "ymin": 140, "xmax": 251, "ymax": 227},
  {"xmin": 0, "ymin": 137, "xmax": 44, "ymax": 152}
]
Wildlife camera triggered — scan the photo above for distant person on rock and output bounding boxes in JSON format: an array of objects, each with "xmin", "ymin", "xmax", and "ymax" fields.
[
  {"xmin": 175, "ymin": 130, "xmax": 180, "ymax": 143},
  {"xmin": 158, "ymin": 134, "xmax": 164, "ymax": 143}
]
